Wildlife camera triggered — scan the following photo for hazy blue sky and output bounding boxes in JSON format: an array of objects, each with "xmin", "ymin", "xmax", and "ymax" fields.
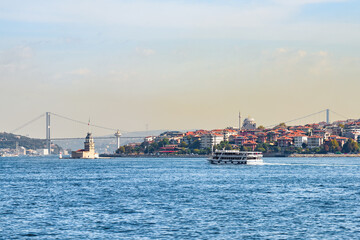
[{"xmin": 1, "ymin": 0, "xmax": 360, "ymax": 138}]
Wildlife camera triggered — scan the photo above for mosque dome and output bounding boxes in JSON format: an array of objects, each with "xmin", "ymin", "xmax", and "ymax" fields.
[{"xmin": 243, "ymin": 117, "xmax": 257, "ymax": 130}]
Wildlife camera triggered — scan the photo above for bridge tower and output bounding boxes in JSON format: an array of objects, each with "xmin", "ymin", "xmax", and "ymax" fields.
[
  {"xmin": 46, "ymin": 112, "xmax": 51, "ymax": 154},
  {"xmin": 326, "ymin": 109, "xmax": 330, "ymax": 124},
  {"xmin": 114, "ymin": 130, "xmax": 122, "ymax": 149}
]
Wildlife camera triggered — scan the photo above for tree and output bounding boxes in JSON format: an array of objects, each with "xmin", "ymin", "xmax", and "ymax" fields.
[
  {"xmin": 193, "ymin": 149, "xmax": 200, "ymax": 154},
  {"xmin": 189, "ymin": 140, "xmax": 201, "ymax": 150},
  {"xmin": 116, "ymin": 146, "xmax": 125, "ymax": 154},
  {"xmin": 277, "ymin": 123, "xmax": 287, "ymax": 129},
  {"xmin": 180, "ymin": 141, "xmax": 188, "ymax": 148},
  {"xmin": 215, "ymin": 141, "xmax": 233, "ymax": 150},
  {"xmin": 342, "ymin": 139, "xmax": 360, "ymax": 153},
  {"xmin": 257, "ymin": 125, "xmax": 265, "ymax": 130},
  {"xmin": 255, "ymin": 147, "xmax": 266, "ymax": 152},
  {"xmin": 329, "ymin": 140, "xmax": 341, "ymax": 153},
  {"xmin": 158, "ymin": 138, "xmax": 170, "ymax": 147}
]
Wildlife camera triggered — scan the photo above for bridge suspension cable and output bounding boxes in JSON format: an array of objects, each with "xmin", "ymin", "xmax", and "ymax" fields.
[
  {"xmin": 266, "ymin": 109, "xmax": 327, "ymax": 128},
  {"xmin": 330, "ymin": 110, "xmax": 349, "ymax": 120},
  {"xmin": 50, "ymin": 112, "xmax": 124, "ymax": 132},
  {"xmin": 51, "ymin": 136, "xmax": 145, "ymax": 141},
  {"xmin": 10, "ymin": 113, "xmax": 45, "ymax": 133}
]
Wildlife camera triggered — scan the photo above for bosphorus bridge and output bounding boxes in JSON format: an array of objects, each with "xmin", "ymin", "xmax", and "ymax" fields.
[
  {"xmin": 8, "ymin": 112, "xmax": 147, "ymax": 154},
  {"xmin": 5, "ymin": 109, "xmax": 351, "ymax": 154}
]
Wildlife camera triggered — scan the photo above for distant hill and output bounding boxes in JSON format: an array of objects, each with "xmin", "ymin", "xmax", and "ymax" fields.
[{"xmin": 0, "ymin": 132, "xmax": 61, "ymax": 152}]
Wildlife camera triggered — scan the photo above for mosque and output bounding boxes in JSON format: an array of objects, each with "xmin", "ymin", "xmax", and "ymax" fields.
[{"xmin": 239, "ymin": 112, "xmax": 257, "ymax": 130}]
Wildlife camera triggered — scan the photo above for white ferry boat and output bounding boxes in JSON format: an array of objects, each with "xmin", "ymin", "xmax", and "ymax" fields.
[{"xmin": 208, "ymin": 149, "xmax": 263, "ymax": 165}]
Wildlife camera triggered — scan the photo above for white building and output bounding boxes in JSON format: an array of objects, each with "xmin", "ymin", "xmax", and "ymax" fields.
[
  {"xmin": 307, "ymin": 136, "xmax": 324, "ymax": 148},
  {"xmin": 18, "ymin": 146, "xmax": 26, "ymax": 155},
  {"xmin": 293, "ymin": 135, "xmax": 308, "ymax": 148},
  {"xmin": 37, "ymin": 149, "xmax": 49, "ymax": 155},
  {"xmin": 144, "ymin": 136, "xmax": 156, "ymax": 142},
  {"xmin": 343, "ymin": 125, "xmax": 360, "ymax": 141},
  {"xmin": 200, "ymin": 134, "xmax": 224, "ymax": 149}
]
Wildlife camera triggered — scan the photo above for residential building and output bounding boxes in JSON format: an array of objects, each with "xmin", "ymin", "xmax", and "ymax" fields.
[
  {"xmin": 277, "ymin": 137, "xmax": 292, "ymax": 147},
  {"xmin": 293, "ymin": 135, "xmax": 308, "ymax": 148},
  {"xmin": 307, "ymin": 135, "xmax": 324, "ymax": 148},
  {"xmin": 200, "ymin": 134, "xmax": 224, "ymax": 149},
  {"xmin": 243, "ymin": 141, "xmax": 257, "ymax": 151},
  {"xmin": 313, "ymin": 130, "xmax": 330, "ymax": 140}
]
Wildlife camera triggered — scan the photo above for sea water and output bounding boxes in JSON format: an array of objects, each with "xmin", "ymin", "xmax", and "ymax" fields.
[{"xmin": 1, "ymin": 156, "xmax": 360, "ymax": 239}]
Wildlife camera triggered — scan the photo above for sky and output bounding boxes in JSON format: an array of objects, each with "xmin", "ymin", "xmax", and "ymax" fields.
[{"xmin": 1, "ymin": 0, "xmax": 360, "ymax": 138}]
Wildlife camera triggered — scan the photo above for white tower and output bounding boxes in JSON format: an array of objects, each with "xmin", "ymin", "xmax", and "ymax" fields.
[
  {"xmin": 114, "ymin": 130, "xmax": 122, "ymax": 149},
  {"xmin": 239, "ymin": 111, "xmax": 242, "ymax": 130}
]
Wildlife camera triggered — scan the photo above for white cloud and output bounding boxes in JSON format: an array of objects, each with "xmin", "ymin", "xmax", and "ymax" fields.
[
  {"xmin": 276, "ymin": 48, "xmax": 288, "ymax": 53},
  {"xmin": 274, "ymin": 0, "xmax": 348, "ymax": 5},
  {"xmin": 0, "ymin": 46, "xmax": 33, "ymax": 64},
  {"xmin": 136, "ymin": 47, "xmax": 156, "ymax": 56},
  {"xmin": 0, "ymin": 1, "xmax": 295, "ymax": 27},
  {"xmin": 297, "ymin": 50, "xmax": 307, "ymax": 57},
  {"xmin": 70, "ymin": 68, "xmax": 91, "ymax": 76}
]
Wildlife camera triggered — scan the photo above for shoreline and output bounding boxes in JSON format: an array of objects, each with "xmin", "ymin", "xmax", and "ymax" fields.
[
  {"xmin": 289, "ymin": 153, "xmax": 360, "ymax": 158},
  {"xmin": 99, "ymin": 153, "xmax": 360, "ymax": 158}
]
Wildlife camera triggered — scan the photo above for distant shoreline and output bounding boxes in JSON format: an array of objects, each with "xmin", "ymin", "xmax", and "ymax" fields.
[
  {"xmin": 289, "ymin": 153, "xmax": 360, "ymax": 158},
  {"xmin": 99, "ymin": 153, "xmax": 360, "ymax": 158}
]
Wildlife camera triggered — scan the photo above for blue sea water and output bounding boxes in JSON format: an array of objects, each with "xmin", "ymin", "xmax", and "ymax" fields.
[{"xmin": 1, "ymin": 157, "xmax": 360, "ymax": 239}]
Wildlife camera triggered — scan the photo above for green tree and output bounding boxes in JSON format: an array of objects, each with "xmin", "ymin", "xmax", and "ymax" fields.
[
  {"xmin": 257, "ymin": 125, "xmax": 265, "ymax": 130},
  {"xmin": 180, "ymin": 141, "xmax": 188, "ymax": 148},
  {"xmin": 215, "ymin": 141, "xmax": 233, "ymax": 150},
  {"xmin": 329, "ymin": 140, "xmax": 341, "ymax": 153},
  {"xmin": 193, "ymin": 149, "xmax": 200, "ymax": 154},
  {"xmin": 158, "ymin": 138, "xmax": 170, "ymax": 147},
  {"xmin": 342, "ymin": 139, "xmax": 360, "ymax": 153},
  {"xmin": 189, "ymin": 140, "xmax": 201, "ymax": 150},
  {"xmin": 116, "ymin": 146, "xmax": 125, "ymax": 154}
]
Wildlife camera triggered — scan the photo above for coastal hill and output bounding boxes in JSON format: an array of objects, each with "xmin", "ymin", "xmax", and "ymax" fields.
[{"xmin": 0, "ymin": 132, "xmax": 61, "ymax": 152}]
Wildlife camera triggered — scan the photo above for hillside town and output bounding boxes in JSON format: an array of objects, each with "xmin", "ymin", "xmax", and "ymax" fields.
[{"xmin": 117, "ymin": 116, "xmax": 360, "ymax": 156}]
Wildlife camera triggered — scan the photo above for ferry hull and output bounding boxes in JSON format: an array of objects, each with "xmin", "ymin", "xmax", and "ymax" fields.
[
  {"xmin": 208, "ymin": 159, "xmax": 263, "ymax": 165},
  {"xmin": 208, "ymin": 150, "xmax": 263, "ymax": 165}
]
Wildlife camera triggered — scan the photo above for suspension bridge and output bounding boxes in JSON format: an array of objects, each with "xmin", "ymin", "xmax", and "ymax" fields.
[
  {"xmin": 265, "ymin": 109, "xmax": 349, "ymax": 128},
  {"xmin": 8, "ymin": 112, "xmax": 147, "ymax": 154},
  {"xmin": 5, "ymin": 109, "xmax": 351, "ymax": 154}
]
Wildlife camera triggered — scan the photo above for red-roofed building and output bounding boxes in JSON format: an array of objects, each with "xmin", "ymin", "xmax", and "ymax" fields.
[
  {"xmin": 243, "ymin": 141, "xmax": 257, "ymax": 151},
  {"xmin": 328, "ymin": 136, "xmax": 348, "ymax": 147},
  {"xmin": 159, "ymin": 145, "xmax": 179, "ymax": 154},
  {"xmin": 235, "ymin": 136, "xmax": 248, "ymax": 145},
  {"xmin": 277, "ymin": 137, "xmax": 292, "ymax": 147},
  {"xmin": 255, "ymin": 132, "xmax": 267, "ymax": 143}
]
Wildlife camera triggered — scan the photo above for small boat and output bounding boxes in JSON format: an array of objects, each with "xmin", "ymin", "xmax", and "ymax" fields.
[
  {"xmin": 59, "ymin": 153, "xmax": 62, "ymax": 159},
  {"xmin": 208, "ymin": 149, "xmax": 263, "ymax": 165}
]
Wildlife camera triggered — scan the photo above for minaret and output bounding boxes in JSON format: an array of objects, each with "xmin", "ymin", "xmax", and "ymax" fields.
[{"xmin": 239, "ymin": 111, "xmax": 242, "ymax": 130}]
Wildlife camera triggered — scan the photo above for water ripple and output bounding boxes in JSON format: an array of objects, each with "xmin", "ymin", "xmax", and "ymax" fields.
[{"xmin": 1, "ymin": 157, "xmax": 360, "ymax": 239}]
